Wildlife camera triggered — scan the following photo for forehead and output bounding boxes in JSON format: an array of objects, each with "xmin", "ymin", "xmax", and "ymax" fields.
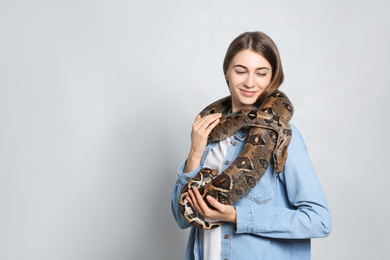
[{"xmin": 230, "ymin": 49, "xmax": 271, "ymax": 68}]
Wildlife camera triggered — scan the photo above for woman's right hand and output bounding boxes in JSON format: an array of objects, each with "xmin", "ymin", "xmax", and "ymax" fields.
[{"xmin": 184, "ymin": 113, "xmax": 222, "ymax": 173}]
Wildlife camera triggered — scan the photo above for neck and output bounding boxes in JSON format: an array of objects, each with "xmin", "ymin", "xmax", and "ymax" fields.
[{"xmin": 231, "ymin": 104, "xmax": 255, "ymax": 113}]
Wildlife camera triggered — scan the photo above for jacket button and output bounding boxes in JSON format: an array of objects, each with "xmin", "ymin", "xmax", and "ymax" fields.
[
  {"xmin": 185, "ymin": 177, "xmax": 190, "ymax": 181},
  {"xmin": 225, "ymin": 161, "xmax": 229, "ymax": 165},
  {"xmin": 224, "ymin": 234, "xmax": 229, "ymax": 239},
  {"xmin": 233, "ymin": 142, "xmax": 237, "ymax": 146}
]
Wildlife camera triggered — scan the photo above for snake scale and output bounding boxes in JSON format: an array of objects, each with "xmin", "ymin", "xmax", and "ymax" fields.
[{"xmin": 179, "ymin": 90, "xmax": 294, "ymax": 230}]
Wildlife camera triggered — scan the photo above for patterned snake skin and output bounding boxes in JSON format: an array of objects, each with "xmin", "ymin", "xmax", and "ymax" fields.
[{"xmin": 179, "ymin": 91, "xmax": 294, "ymax": 229}]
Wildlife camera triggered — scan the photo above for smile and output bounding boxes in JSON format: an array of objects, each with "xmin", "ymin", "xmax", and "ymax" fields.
[{"xmin": 239, "ymin": 89, "xmax": 257, "ymax": 97}]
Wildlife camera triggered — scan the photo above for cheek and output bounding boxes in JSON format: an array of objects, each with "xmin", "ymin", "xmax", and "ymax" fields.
[
  {"xmin": 227, "ymin": 77, "xmax": 239, "ymax": 90},
  {"xmin": 260, "ymin": 76, "xmax": 272, "ymax": 89}
]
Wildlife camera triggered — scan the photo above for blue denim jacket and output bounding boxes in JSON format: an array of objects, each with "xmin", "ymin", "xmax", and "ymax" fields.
[{"xmin": 171, "ymin": 124, "xmax": 331, "ymax": 260}]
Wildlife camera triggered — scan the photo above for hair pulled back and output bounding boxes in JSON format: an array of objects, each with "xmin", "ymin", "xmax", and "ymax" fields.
[{"xmin": 223, "ymin": 31, "xmax": 284, "ymax": 104}]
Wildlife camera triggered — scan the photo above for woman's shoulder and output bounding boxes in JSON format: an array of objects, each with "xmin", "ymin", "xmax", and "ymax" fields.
[
  {"xmin": 290, "ymin": 123, "xmax": 304, "ymax": 140},
  {"xmin": 287, "ymin": 123, "xmax": 308, "ymax": 153},
  {"xmin": 282, "ymin": 123, "xmax": 316, "ymax": 180}
]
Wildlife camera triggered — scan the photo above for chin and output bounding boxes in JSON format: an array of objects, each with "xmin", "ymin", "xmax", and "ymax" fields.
[{"xmin": 241, "ymin": 97, "xmax": 259, "ymax": 106}]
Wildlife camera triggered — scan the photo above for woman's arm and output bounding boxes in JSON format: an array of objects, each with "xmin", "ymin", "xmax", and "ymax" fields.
[
  {"xmin": 235, "ymin": 125, "xmax": 332, "ymax": 238},
  {"xmin": 184, "ymin": 113, "xmax": 221, "ymax": 173},
  {"xmin": 171, "ymin": 160, "xmax": 203, "ymax": 229},
  {"xmin": 171, "ymin": 113, "xmax": 222, "ymax": 228}
]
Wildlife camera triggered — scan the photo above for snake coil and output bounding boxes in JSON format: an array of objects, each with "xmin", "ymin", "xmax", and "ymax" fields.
[{"xmin": 179, "ymin": 90, "xmax": 294, "ymax": 229}]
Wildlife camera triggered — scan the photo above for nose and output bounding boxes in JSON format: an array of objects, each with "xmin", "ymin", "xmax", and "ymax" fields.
[{"xmin": 243, "ymin": 74, "xmax": 255, "ymax": 88}]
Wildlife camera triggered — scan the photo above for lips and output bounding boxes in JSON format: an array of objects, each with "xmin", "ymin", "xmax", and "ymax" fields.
[{"xmin": 240, "ymin": 89, "xmax": 257, "ymax": 97}]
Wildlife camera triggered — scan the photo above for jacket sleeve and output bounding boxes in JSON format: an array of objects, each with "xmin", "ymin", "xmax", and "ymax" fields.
[
  {"xmin": 235, "ymin": 125, "xmax": 332, "ymax": 239},
  {"xmin": 171, "ymin": 160, "xmax": 203, "ymax": 229}
]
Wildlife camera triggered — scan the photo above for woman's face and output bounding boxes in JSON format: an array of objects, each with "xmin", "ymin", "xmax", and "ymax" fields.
[{"xmin": 225, "ymin": 49, "xmax": 272, "ymax": 112}]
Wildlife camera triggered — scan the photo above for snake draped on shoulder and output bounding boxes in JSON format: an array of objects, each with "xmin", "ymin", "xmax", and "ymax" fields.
[{"xmin": 179, "ymin": 90, "xmax": 294, "ymax": 230}]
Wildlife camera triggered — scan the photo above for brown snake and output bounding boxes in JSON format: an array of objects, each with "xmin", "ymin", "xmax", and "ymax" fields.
[{"xmin": 179, "ymin": 90, "xmax": 294, "ymax": 229}]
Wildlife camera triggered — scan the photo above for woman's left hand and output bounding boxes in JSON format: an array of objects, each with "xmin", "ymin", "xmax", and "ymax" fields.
[{"xmin": 187, "ymin": 187, "xmax": 237, "ymax": 223}]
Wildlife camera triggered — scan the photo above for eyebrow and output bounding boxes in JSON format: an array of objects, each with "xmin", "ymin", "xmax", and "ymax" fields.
[{"xmin": 233, "ymin": 64, "xmax": 270, "ymax": 70}]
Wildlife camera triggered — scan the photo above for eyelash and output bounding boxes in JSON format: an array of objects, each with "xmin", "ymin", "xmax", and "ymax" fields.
[{"xmin": 235, "ymin": 71, "xmax": 266, "ymax": 77}]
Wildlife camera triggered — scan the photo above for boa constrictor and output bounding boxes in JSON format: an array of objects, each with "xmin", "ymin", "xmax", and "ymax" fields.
[{"xmin": 179, "ymin": 90, "xmax": 294, "ymax": 230}]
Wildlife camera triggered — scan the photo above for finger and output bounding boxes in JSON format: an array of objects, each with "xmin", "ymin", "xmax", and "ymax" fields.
[
  {"xmin": 187, "ymin": 195, "xmax": 202, "ymax": 215},
  {"xmin": 188, "ymin": 189, "xmax": 204, "ymax": 215},
  {"xmin": 186, "ymin": 195, "xmax": 194, "ymax": 208},
  {"xmin": 193, "ymin": 114, "xmax": 201, "ymax": 123},
  {"xmin": 192, "ymin": 188, "xmax": 213, "ymax": 216},
  {"xmin": 206, "ymin": 195, "xmax": 224, "ymax": 212},
  {"xmin": 197, "ymin": 113, "xmax": 222, "ymax": 130},
  {"xmin": 205, "ymin": 118, "xmax": 220, "ymax": 132},
  {"xmin": 192, "ymin": 114, "xmax": 206, "ymax": 128},
  {"xmin": 191, "ymin": 189, "xmax": 206, "ymax": 216},
  {"xmin": 193, "ymin": 113, "xmax": 221, "ymax": 129}
]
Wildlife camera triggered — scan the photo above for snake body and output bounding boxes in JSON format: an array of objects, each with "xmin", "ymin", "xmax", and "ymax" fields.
[{"xmin": 179, "ymin": 91, "xmax": 294, "ymax": 230}]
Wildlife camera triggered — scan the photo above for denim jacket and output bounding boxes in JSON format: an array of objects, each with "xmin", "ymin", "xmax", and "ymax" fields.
[{"xmin": 171, "ymin": 124, "xmax": 331, "ymax": 260}]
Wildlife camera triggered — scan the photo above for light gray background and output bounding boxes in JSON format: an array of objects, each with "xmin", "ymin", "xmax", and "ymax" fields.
[{"xmin": 1, "ymin": 0, "xmax": 389, "ymax": 259}]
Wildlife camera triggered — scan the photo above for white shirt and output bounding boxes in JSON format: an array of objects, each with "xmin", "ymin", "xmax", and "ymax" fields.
[{"xmin": 199, "ymin": 136, "xmax": 233, "ymax": 260}]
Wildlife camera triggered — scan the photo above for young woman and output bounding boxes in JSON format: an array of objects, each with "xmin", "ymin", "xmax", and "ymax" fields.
[{"xmin": 171, "ymin": 31, "xmax": 331, "ymax": 260}]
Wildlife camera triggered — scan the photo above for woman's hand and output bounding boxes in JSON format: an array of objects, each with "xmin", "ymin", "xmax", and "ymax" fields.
[
  {"xmin": 186, "ymin": 187, "xmax": 237, "ymax": 223},
  {"xmin": 190, "ymin": 113, "xmax": 222, "ymax": 156},
  {"xmin": 184, "ymin": 113, "xmax": 222, "ymax": 173}
]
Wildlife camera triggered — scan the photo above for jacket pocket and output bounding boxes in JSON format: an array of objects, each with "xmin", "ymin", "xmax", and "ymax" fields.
[{"xmin": 243, "ymin": 166, "xmax": 277, "ymax": 205}]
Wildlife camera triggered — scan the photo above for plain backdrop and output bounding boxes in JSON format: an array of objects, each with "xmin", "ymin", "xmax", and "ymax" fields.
[{"xmin": 1, "ymin": 0, "xmax": 389, "ymax": 259}]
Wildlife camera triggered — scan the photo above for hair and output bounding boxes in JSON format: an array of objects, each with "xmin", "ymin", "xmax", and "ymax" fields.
[{"xmin": 223, "ymin": 31, "xmax": 284, "ymax": 104}]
